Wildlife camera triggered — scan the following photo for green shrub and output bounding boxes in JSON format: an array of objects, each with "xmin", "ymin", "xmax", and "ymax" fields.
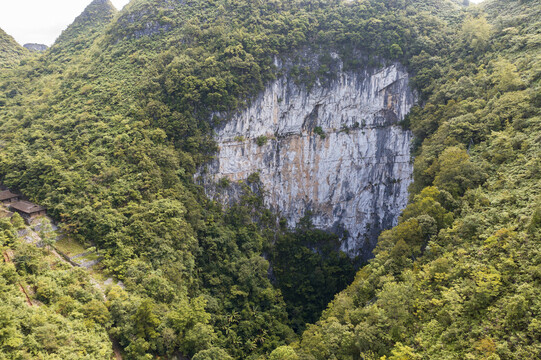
[
  {"xmin": 314, "ymin": 126, "xmax": 326, "ymax": 138},
  {"xmin": 256, "ymin": 135, "xmax": 268, "ymax": 146}
]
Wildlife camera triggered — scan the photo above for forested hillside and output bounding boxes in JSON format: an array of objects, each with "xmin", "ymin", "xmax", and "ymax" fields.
[
  {"xmin": 294, "ymin": 0, "xmax": 541, "ymax": 358},
  {"xmin": 0, "ymin": 0, "xmax": 539, "ymax": 359},
  {"xmin": 0, "ymin": 28, "xmax": 26, "ymax": 69},
  {"xmin": 50, "ymin": 0, "xmax": 117, "ymax": 61},
  {"xmin": 0, "ymin": 215, "xmax": 113, "ymax": 358}
]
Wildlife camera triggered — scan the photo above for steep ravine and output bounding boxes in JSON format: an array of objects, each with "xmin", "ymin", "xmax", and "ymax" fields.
[{"xmin": 201, "ymin": 61, "xmax": 417, "ymax": 259}]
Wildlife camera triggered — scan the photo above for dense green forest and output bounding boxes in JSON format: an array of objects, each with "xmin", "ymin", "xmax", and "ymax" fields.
[
  {"xmin": 0, "ymin": 28, "xmax": 26, "ymax": 69},
  {"xmin": 0, "ymin": 0, "xmax": 539, "ymax": 358},
  {"xmin": 0, "ymin": 213, "xmax": 113, "ymax": 358},
  {"xmin": 295, "ymin": 0, "xmax": 541, "ymax": 358}
]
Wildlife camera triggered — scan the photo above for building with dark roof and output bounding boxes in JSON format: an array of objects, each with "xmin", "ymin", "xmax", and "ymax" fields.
[
  {"xmin": 0, "ymin": 190, "xmax": 20, "ymax": 204},
  {"xmin": 9, "ymin": 201, "xmax": 46, "ymax": 222}
]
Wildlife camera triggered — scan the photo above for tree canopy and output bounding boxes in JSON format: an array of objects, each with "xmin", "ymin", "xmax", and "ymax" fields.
[{"xmin": 0, "ymin": 0, "xmax": 539, "ymax": 358}]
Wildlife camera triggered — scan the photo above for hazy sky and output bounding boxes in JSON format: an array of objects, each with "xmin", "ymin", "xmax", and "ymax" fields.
[
  {"xmin": 1, "ymin": 0, "xmax": 485, "ymax": 47},
  {"xmin": 0, "ymin": 0, "xmax": 131, "ymax": 46}
]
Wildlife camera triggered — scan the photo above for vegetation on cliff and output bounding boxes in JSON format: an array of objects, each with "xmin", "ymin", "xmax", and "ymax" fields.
[
  {"xmin": 0, "ymin": 0, "xmax": 539, "ymax": 358},
  {"xmin": 294, "ymin": 0, "xmax": 541, "ymax": 358}
]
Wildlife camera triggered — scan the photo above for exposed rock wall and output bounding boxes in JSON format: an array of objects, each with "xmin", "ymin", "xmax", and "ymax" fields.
[
  {"xmin": 201, "ymin": 62, "xmax": 416, "ymax": 259},
  {"xmin": 23, "ymin": 44, "xmax": 48, "ymax": 52}
]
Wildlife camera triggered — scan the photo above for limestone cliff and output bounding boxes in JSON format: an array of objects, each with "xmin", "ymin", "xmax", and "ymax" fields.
[{"xmin": 200, "ymin": 60, "xmax": 416, "ymax": 259}]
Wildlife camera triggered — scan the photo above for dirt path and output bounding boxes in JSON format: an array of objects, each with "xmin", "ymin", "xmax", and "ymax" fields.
[
  {"xmin": 50, "ymin": 247, "xmax": 70, "ymax": 264},
  {"xmin": 111, "ymin": 337, "xmax": 123, "ymax": 360},
  {"xmin": 18, "ymin": 283, "xmax": 33, "ymax": 306}
]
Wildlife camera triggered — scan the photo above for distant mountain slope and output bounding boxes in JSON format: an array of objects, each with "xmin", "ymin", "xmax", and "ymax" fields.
[
  {"xmin": 55, "ymin": 0, "xmax": 116, "ymax": 45},
  {"xmin": 49, "ymin": 0, "xmax": 116, "ymax": 61},
  {"xmin": 23, "ymin": 43, "xmax": 48, "ymax": 52},
  {"xmin": 0, "ymin": 28, "xmax": 25, "ymax": 69}
]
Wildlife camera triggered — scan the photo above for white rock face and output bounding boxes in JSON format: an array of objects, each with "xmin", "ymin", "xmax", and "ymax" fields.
[{"xmin": 201, "ymin": 62, "xmax": 416, "ymax": 258}]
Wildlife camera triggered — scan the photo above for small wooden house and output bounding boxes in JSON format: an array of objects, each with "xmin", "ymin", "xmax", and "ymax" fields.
[
  {"xmin": 9, "ymin": 201, "xmax": 46, "ymax": 222},
  {"xmin": 0, "ymin": 190, "xmax": 20, "ymax": 204}
]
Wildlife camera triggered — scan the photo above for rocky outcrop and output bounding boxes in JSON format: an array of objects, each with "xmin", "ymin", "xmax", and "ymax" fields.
[
  {"xmin": 112, "ymin": 0, "xmax": 180, "ymax": 42},
  {"xmin": 200, "ymin": 60, "xmax": 416, "ymax": 259},
  {"xmin": 23, "ymin": 43, "xmax": 48, "ymax": 52}
]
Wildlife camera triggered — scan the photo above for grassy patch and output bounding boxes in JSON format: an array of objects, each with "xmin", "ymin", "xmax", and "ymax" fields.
[{"xmin": 54, "ymin": 237, "xmax": 88, "ymax": 257}]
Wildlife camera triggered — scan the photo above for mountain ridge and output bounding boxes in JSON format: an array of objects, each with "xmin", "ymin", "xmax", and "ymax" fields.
[
  {"xmin": 0, "ymin": 27, "xmax": 26, "ymax": 69},
  {"xmin": 49, "ymin": 0, "xmax": 117, "ymax": 60}
]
